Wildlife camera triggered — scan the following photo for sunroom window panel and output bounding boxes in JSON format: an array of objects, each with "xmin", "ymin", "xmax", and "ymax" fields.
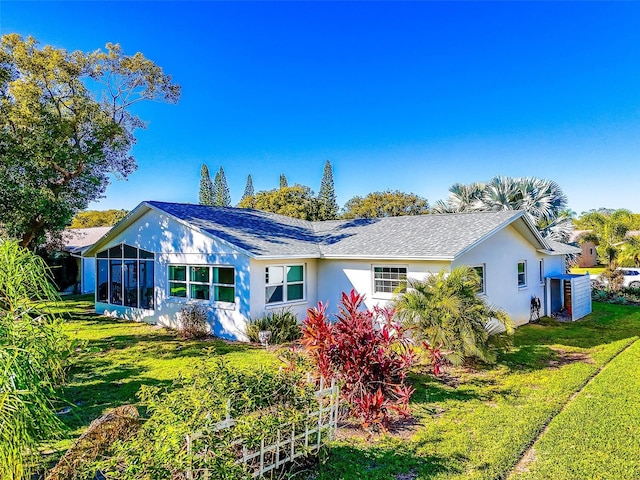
[
  {"xmin": 190, "ymin": 266, "xmax": 210, "ymax": 283},
  {"xmin": 139, "ymin": 248, "xmax": 154, "ymax": 259},
  {"xmin": 190, "ymin": 283, "xmax": 210, "ymax": 300},
  {"xmin": 123, "ymin": 259, "xmax": 138, "ymax": 307},
  {"xmin": 110, "ymin": 261, "xmax": 123, "ymax": 305},
  {"xmin": 169, "ymin": 282, "xmax": 187, "ymax": 298},
  {"xmin": 109, "ymin": 245, "xmax": 122, "ymax": 258},
  {"xmin": 123, "ymin": 244, "xmax": 137, "ymax": 258},
  {"xmin": 97, "ymin": 260, "xmax": 108, "ymax": 302},
  {"xmin": 169, "ymin": 265, "xmax": 186, "ymax": 282},
  {"xmin": 213, "ymin": 267, "xmax": 234, "ymax": 285},
  {"xmin": 139, "ymin": 261, "xmax": 154, "ymax": 309},
  {"xmin": 214, "ymin": 286, "xmax": 235, "ymax": 303}
]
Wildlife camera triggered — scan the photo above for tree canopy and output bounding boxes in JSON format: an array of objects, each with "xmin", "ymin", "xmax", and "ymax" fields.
[
  {"xmin": 576, "ymin": 209, "xmax": 636, "ymax": 266},
  {"xmin": 199, "ymin": 164, "xmax": 214, "ymax": 206},
  {"xmin": 238, "ymin": 185, "xmax": 319, "ymax": 220},
  {"xmin": 341, "ymin": 190, "xmax": 429, "ymax": 219},
  {"xmin": 317, "ymin": 160, "xmax": 339, "ymax": 220},
  {"xmin": 70, "ymin": 209, "xmax": 128, "ymax": 228},
  {"xmin": 433, "ymin": 176, "xmax": 572, "ymax": 242},
  {"xmin": 241, "ymin": 174, "xmax": 254, "ymax": 204},
  {"xmin": 212, "ymin": 167, "xmax": 231, "ymax": 207},
  {"xmin": 0, "ymin": 34, "xmax": 180, "ymax": 249}
]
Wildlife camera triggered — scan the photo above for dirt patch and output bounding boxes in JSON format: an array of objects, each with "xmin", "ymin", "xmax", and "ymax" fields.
[
  {"xmin": 512, "ymin": 446, "xmax": 537, "ymax": 474},
  {"xmin": 547, "ymin": 349, "xmax": 593, "ymax": 368},
  {"xmin": 334, "ymin": 415, "xmax": 420, "ymax": 442},
  {"xmin": 395, "ymin": 471, "xmax": 418, "ymax": 480}
]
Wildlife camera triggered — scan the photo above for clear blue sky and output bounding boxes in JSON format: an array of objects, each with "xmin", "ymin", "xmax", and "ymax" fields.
[{"xmin": 2, "ymin": 1, "xmax": 639, "ymax": 215}]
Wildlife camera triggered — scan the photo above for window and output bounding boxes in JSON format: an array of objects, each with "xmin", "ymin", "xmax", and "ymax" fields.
[
  {"xmin": 472, "ymin": 265, "xmax": 485, "ymax": 294},
  {"xmin": 373, "ymin": 266, "xmax": 407, "ymax": 295},
  {"xmin": 539, "ymin": 260, "xmax": 544, "ymax": 285},
  {"xmin": 518, "ymin": 261, "xmax": 527, "ymax": 288},
  {"xmin": 168, "ymin": 265, "xmax": 235, "ymax": 303},
  {"xmin": 266, "ymin": 265, "xmax": 305, "ymax": 304},
  {"xmin": 96, "ymin": 244, "xmax": 154, "ymax": 309}
]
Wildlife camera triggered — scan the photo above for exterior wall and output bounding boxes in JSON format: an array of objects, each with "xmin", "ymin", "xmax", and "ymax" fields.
[
  {"xmin": 249, "ymin": 258, "xmax": 319, "ymax": 321},
  {"xmin": 578, "ymin": 242, "xmax": 598, "ymax": 268},
  {"xmin": 93, "ymin": 209, "xmax": 251, "ymax": 340},
  {"xmin": 455, "ymin": 225, "xmax": 565, "ymax": 326},
  {"xmin": 316, "ymin": 259, "xmax": 450, "ymax": 317},
  {"xmin": 571, "ymin": 275, "xmax": 592, "ymax": 320}
]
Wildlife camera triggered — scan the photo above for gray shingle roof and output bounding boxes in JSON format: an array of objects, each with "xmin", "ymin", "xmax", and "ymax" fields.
[
  {"xmin": 147, "ymin": 201, "xmax": 556, "ymax": 259},
  {"xmin": 63, "ymin": 227, "xmax": 112, "ymax": 254}
]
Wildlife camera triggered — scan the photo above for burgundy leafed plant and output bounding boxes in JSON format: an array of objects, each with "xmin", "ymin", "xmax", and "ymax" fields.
[{"xmin": 300, "ymin": 290, "xmax": 415, "ymax": 431}]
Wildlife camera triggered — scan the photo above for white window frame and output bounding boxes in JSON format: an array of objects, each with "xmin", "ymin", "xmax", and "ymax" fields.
[
  {"xmin": 539, "ymin": 259, "xmax": 544, "ymax": 286},
  {"xmin": 518, "ymin": 261, "xmax": 527, "ymax": 288},
  {"xmin": 168, "ymin": 265, "xmax": 236, "ymax": 304},
  {"xmin": 265, "ymin": 264, "xmax": 306, "ymax": 306},
  {"xmin": 471, "ymin": 264, "xmax": 486, "ymax": 295},
  {"xmin": 372, "ymin": 265, "xmax": 408, "ymax": 298}
]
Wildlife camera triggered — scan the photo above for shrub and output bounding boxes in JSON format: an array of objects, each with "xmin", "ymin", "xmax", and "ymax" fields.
[
  {"xmin": 301, "ymin": 290, "xmax": 415, "ymax": 432},
  {"xmin": 94, "ymin": 357, "xmax": 319, "ymax": 479},
  {"xmin": 246, "ymin": 309, "xmax": 301, "ymax": 344},
  {"xmin": 178, "ymin": 303, "xmax": 210, "ymax": 338},
  {"xmin": 0, "ymin": 240, "xmax": 72, "ymax": 479},
  {"xmin": 394, "ymin": 266, "xmax": 514, "ymax": 370}
]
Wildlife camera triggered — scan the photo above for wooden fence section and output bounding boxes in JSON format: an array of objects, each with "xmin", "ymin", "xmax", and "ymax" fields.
[{"xmin": 185, "ymin": 377, "xmax": 339, "ymax": 479}]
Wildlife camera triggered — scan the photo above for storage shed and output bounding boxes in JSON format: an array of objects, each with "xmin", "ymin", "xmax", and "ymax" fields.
[{"xmin": 545, "ymin": 274, "xmax": 592, "ymax": 321}]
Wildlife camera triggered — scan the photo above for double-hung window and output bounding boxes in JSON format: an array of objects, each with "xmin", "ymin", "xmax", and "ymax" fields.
[
  {"xmin": 539, "ymin": 260, "xmax": 544, "ymax": 285},
  {"xmin": 517, "ymin": 261, "xmax": 527, "ymax": 288},
  {"xmin": 373, "ymin": 266, "xmax": 407, "ymax": 296},
  {"xmin": 265, "ymin": 265, "xmax": 305, "ymax": 304},
  {"xmin": 169, "ymin": 265, "xmax": 235, "ymax": 303}
]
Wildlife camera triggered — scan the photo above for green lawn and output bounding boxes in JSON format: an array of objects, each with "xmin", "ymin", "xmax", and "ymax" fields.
[
  {"xmin": 570, "ymin": 265, "xmax": 605, "ymax": 275},
  {"xmin": 312, "ymin": 303, "xmax": 640, "ymax": 480},
  {"xmin": 44, "ymin": 298, "xmax": 640, "ymax": 479}
]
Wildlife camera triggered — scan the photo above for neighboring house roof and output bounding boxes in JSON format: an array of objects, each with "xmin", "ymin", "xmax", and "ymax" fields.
[
  {"xmin": 85, "ymin": 201, "xmax": 576, "ymax": 260},
  {"xmin": 62, "ymin": 227, "xmax": 113, "ymax": 255},
  {"xmin": 543, "ymin": 239, "xmax": 581, "ymax": 255}
]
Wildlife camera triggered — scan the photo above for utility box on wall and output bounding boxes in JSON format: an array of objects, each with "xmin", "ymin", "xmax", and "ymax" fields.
[{"xmin": 545, "ymin": 274, "xmax": 592, "ymax": 321}]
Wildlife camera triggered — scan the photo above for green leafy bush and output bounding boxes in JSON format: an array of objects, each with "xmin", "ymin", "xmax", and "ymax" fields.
[
  {"xmin": 94, "ymin": 357, "xmax": 319, "ymax": 479},
  {"xmin": 246, "ymin": 309, "xmax": 301, "ymax": 344},
  {"xmin": 0, "ymin": 240, "xmax": 72, "ymax": 479},
  {"xmin": 178, "ymin": 303, "xmax": 210, "ymax": 338}
]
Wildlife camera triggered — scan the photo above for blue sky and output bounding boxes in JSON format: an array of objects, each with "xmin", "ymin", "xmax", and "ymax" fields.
[{"xmin": 2, "ymin": 1, "xmax": 639, "ymax": 215}]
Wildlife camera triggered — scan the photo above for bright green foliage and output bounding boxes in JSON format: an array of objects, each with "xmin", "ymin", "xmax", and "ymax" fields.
[
  {"xmin": 393, "ymin": 266, "xmax": 514, "ymax": 365},
  {"xmin": 212, "ymin": 166, "xmax": 231, "ymax": 207},
  {"xmin": 94, "ymin": 359, "xmax": 319, "ymax": 479},
  {"xmin": 69, "ymin": 209, "xmax": 128, "ymax": 228},
  {"xmin": 0, "ymin": 34, "xmax": 180, "ymax": 249},
  {"xmin": 241, "ymin": 174, "xmax": 255, "ymax": 204},
  {"xmin": 279, "ymin": 173, "xmax": 288, "ymax": 188},
  {"xmin": 198, "ymin": 164, "xmax": 214, "ymax": 206},
  {"xmin": 0, "ymin": 240, "xmax": 71, "ymax": 480},
  {"xmin": 238, "ymin": 185, "xmax": 320, "ymax": 220},
  {"xmin": 577, "ymin": 209, "xmax": 634, "ymax": 266},
  {"xmin": 341, "ymin": 190, "xmax": 429, "ymax": 219},
  {"xmin": 317, "ymin": 160, "xmax": 339, "ymax": 220},
  {"xmin": 246, "ymin": 309, "xmax": 302, "ymax": 344},
  {"xmin": 433, "ymin": 176, "xmax": 572, "ymax": 242}
]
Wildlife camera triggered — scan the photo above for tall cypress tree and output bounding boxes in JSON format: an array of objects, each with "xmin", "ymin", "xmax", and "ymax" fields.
[
  {"xmin": 241, "ymin": 174, "xmax": 255, "ymax": 201},
  {"xmin": 213, "ymin": 166, "xmax": 231, "ymax": 207},
  {"xmin": 279, "ymin": 174, "xmax": 288, "ymax": 188},
  {"xmin": 317, "ymin": 160, "xmax": 338, "ymax": 220},
  {"xmin": 199, "ymin": 164, "xmax": 214, "ymax": 206}
]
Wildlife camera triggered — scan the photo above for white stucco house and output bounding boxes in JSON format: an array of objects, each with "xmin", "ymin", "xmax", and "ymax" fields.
[{"xmin": 83, "ymin": 201, "xmax": 587, "ymax": 341}]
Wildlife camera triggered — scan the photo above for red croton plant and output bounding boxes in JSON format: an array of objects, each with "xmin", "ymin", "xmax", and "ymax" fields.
[{"xmin": 300, "ymin": 290, "xmax": 415, "ymax": 431}]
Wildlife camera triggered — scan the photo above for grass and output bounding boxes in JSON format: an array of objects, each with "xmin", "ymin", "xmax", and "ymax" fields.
[
  {"xmin": 44, "ymin": 295, "xmax": 277, "ymax": 455},
  {"xmin": 42, "ymin": 297, "xmax": 640, "ymax": 479},
  {"xmin": 570, "ymin": 265, "xmax": 605, "ymax": 275},
  {"xmin": 310, "ymin": 302, "xmax": 640, "ymax": 480}
]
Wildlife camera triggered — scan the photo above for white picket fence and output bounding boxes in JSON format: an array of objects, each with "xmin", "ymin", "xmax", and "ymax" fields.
[{"xmin": 185, "ymin": 377, "xmax": 339, "ymax": 479}]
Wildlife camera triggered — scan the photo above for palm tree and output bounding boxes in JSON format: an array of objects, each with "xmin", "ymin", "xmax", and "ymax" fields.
[
  {"xmin": 393, "ymin": 266, "xmax": 514, "ymax": 366},
  {"xmin": 435, "ymin": 176, "xmax": 572, "ymax": 241},
  {"xmin": 579, "ymin": 209, "xmax": 634, "ymax": 266}
]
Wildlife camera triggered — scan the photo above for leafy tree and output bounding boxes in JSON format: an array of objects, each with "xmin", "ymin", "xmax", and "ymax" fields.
[
  {"xmin": 317, "ymin": 160, "xmax": 338, "ymax": 221},
  {"xmin": 279, "ymin": 174, "xmax": 288, "ymax": 188},
  {"xmin": 434, "ymin": 176, "xmax": 572, "ymax": 242},
  {"xmin": 199, "ymin": 164, "xmax": 214, "ymax": 206},
  {"xmin": 0, "ymin": 34, "xmax": 180, "ymax": 249},
  {"xmin": 0, "ymin": 240, "xmax": 71, "ymax": 479},
  {"xmin": 393, "ymin": 266, "xmax": 514, "ymax": 367},
  {"xmin": 238, "ymin": 185, "xmax": 319, "ymax": 220},
  {"xmin": 341, "ymin": 190, "xmax": 429, "ymax": 219},
  {"xmin": 213, "ymin": 167, "xmax": 231, "ymax": 207},
  {"xmin": 241, "ymin": 174, "xmax": 254, "ymax": 204},
  {"xmin": 578, "ymin": 209, "xmax": 634, "ymax": 266},
  {"xmin": 70, "ymin": 209, "xmax": 128, "ymax": 228}
]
